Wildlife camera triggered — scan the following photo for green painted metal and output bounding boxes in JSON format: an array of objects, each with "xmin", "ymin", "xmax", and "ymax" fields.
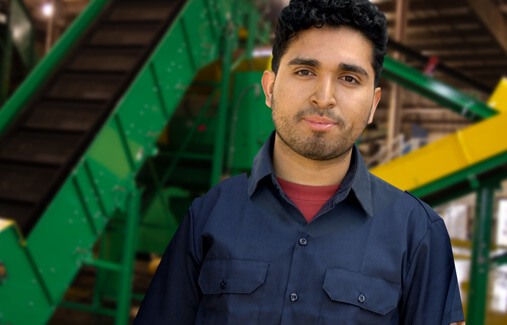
[
  {"xmin": 9, "ymin": 0, "xmax": 37, "ymax": 70},
  {"xmin": 0, "ymin": 0, "xmax": 265, "ymax": 323},
  {"xmin": 137, "ymin": 187, "xmax": 190, "ymax": 254},
  {"xmin": 227, "ymin": 71, "xmax": 274, "ymax": 173},
  {"xmin": 134, "ymin": 4, "xmax": 270, "ymax": 254},
  {"xmin": 382, "ymin": 56, "xmax": 498, "ymax": 121},
  {"xmin": 135, "ymin": 85, "xmax": 219, "ymax": 254},
  {"xmin": 467, "ymin": 187, "xmax": 495, "ymax": 325},
  {"xmin": 0, "ymin": 0, "xmax": 110, "ymax": 135},
  {"xmin": 83, "ymin": 256, "xmax": 123, "ymax": 273},
  {"xmin": 211, "ymin": 28, "xmax": 235, "ymax": 186},
  {"xmin": 491, "ymin": 252, "xmax": 507, "ymax": 268},
  {"xmin": 162, "ymin": 86, "xmax": 219, "ymax": 183},
  {"xmin": 115, "ymin": 189, "xmax": 140, "ymax": 325},
  {"xmin": 0, "ymin": 223, "xmax": 52, "ymax": 324},
  {"xmin": 411, "ymin": 151, "xmax": 507, "ymax": 206},
  {"xmin": 135, "ymin": 69, "xmax": 275, "ymax": 255}
]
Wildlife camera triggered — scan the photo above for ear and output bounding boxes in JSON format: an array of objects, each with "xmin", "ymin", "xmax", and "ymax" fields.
[
  {"xmin": 261, "ymin": 70, "xmax": 275, "ymax": 108},
  {"xmin": 368, "ymin": 87, "xmax": 381, "ymax": 124}
]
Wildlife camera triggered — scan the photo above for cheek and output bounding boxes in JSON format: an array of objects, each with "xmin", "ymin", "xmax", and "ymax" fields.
[
  {"xmin": 339, "ymin": 89, "xmax": 374, "ymax": 111},
  {"xmin": 339, "ymin": 97, "xmax": 374, "ymax": 126},
  {"xmin": 276, "ymin": 77, "xmax": 311, "ymax": 104}
]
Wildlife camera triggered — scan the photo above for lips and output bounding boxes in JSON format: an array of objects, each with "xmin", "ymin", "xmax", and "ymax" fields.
[{"xmin": 303, "ymin": 116, "xmax": 337, "ymax": 130}]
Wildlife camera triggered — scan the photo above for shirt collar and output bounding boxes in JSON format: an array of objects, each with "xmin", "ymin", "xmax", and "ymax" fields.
[
  {"xmin": 248, "ymin": 131, "xmax": 373, "ymax": 217},
  {"xmin": 248, "ymin": 132, "xmax": 276, "ymax": 197}
]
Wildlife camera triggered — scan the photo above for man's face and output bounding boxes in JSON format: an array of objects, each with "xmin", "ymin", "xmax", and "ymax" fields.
[{"xmin": 262, "ymin": 26, "xmax": 381, "ymax": 161}]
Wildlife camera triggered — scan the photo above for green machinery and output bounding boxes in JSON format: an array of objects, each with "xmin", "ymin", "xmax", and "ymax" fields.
[
  {"xmin": 0, "ymin": 0, "xmax": 505, "ymax": 324},
  {"xmin": 0, "ymin": 0, "xmax": 270, "ymax": 323},
  {"xmin": 0, "ymin": 0, "xmax": 37, "ymax": 105}
]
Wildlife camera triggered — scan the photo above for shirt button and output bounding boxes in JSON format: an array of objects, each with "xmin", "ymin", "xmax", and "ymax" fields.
[
  {"xmin": 358, "ymin": 293, "xmax": 366, "ymax": 303},
  {"xmin": 289, "ymin": 292, "xmax": 298, "ymax": 302},
  {"xmin": 220, "ymin": 280, "xmax": 227, "ymax": 289},
  {"xmin": 298, "ymin": 237, "xmax": 307, "ymax": 246}
]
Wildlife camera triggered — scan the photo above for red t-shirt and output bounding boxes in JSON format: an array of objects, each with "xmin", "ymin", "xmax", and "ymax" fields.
[{"xmin": 277, "ymin": 177, "xmax": 340, "ymax": 223}]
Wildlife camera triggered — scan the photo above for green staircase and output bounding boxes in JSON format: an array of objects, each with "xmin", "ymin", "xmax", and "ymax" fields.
[{"xmin": 0, "ymin": 0, "xmax": 266, "ymax": 323}]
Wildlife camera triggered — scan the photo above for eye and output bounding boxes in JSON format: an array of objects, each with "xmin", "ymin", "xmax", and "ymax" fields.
[
  {"xmin": 295, "ymin": 69, "xmax": 314, "ymax": 77},
  {"xmin": 341, "ymin": 75, "xmax": 359, "ymax": 84}
]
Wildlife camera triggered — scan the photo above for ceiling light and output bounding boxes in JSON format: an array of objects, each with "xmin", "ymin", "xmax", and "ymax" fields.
[{"xmin": 42, "ymin": 3, "xmax": 54, "ymax": 17}]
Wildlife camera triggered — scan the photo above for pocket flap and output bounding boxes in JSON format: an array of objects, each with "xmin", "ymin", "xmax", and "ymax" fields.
[
  {"xmin": 198, "ymin": 259, "xmax": 269, "ymax": 295},
  {"xmin": 323, "ymin": 268, "xmax": 399, "ymax": 315}
]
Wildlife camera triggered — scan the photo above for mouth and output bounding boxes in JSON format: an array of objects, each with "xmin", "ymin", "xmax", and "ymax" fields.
[{"xmin": 302, "ymin": 116, "xmax": 338, "ymax": 131}]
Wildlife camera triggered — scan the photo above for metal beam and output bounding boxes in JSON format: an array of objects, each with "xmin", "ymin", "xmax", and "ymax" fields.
[
  {"xmin": 377, "ymin": 0, "xmax": 465, "ymax": 13},
  {"xmin": 388, "ymin": 15, "xmax": 479, "ymax": 28},
  {"xmin": 424, "ymin": 53, "xmax": 505, "ymax": 61},
  {"xmin": 391, "ymin": 30, "xmax": 488, "ymax": 42},
  {"xmin": 467, "ymin": 0, "xmax": 507, "ymax": 55},
  {"xmin": 387, "ymin": 40, "xmax": 494, "ymax": 93},
  {"xmin": 467, "ymin": 186, "xmax": 495, "ymax": 325},
  {"xmin": 382, "ymin": 56, "xmax": 498, "ymax": 120},
  {"xmin": 386, "ymin": 0, "xmax": 409, "ymax": 158},
  {"xmin": 409, "ymin": 42, "xmax": 499, "ymax": 52},
  {"xmin": 445, "ymin": 61, "xmax": 507, "ymax": 69}
]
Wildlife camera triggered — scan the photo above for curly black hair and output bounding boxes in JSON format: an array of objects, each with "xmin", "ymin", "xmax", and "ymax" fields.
[{"xmin": 272, "ymin": 0, "xmax": 388, "ymax": 87}]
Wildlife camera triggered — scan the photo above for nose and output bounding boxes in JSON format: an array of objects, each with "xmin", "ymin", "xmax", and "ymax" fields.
[{"xmin": 310, "ymin": 76, "xmax": 337, "ymax": 109}]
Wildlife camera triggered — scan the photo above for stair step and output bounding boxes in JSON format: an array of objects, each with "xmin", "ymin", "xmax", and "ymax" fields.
[
  {"xmin": 23, "ymin": 100, "xmax": 106, "ymax": 132},
  {"xmin": 0, "ymin": 163, "xmax": 60, "ymax": 203},
  {"xmin": 0, "ymin": 130, "xmax": 83, "ymax": 165}
]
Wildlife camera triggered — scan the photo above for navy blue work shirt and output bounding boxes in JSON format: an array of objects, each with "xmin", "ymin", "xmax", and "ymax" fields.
[{"xmin": 135, "ymin": 132, "xmax": 464, "ymax": 324}]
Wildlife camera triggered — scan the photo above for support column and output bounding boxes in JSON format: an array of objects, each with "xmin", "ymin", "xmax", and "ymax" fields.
[
  {"xmin": 115, "ymin": 189, "xmax": 141, "ymax": 325},
  {"xmin": 211, "ymin": 23, "xmax": 234, "ymax": 186},
  {"xmin": 467, "ymin": 186, "xmax": 495, "ymax": 325},
  {"xmin": 44, "ymin": 0, "xmax": 55, "ymax": 54},
  {"xmin": 386, "ymin": 0, "xmax": 409, "ymax": 159}
]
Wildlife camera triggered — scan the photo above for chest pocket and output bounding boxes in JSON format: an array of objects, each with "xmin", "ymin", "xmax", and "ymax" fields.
[
  {"xmin": 198, "ymin": 259, "xmax": 269, "ymax": 325},
  {"xmin": 320, "ymin": 268, "xmax": 400, "ymax": 325}
]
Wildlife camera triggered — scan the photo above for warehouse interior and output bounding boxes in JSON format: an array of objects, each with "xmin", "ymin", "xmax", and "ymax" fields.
[{"xmin": 0, "ymin": 0, "xmax": 506, "ymax": 324}]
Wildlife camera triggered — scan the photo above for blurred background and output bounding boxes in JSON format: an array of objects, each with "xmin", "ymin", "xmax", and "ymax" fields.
[{"xmin": 0, "ymin": 0, "xmax": 506, "ymax": 324}]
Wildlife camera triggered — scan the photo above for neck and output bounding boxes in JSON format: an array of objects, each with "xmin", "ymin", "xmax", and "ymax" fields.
[{"xmin": 273, "ymin": 133, "xmax": 352, "ymax": 186}]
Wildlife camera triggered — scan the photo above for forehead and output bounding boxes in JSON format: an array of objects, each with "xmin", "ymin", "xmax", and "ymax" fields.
[{"xmin": 281, "ymin": 26, "xmax": 374, "ymax": 72}]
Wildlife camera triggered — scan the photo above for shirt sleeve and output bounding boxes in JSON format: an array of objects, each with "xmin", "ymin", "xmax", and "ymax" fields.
[
  {"xmin": 134, "ymin": 208, "xmax": 202, "ymax": 324},
  {"xmin": 400, "ymin": 219, "xmax": 465, "ymax": 324}
]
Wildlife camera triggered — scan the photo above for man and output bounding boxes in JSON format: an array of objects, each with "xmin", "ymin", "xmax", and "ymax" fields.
[{"xmin": 135, "ymin": 0, "xmax": 465, "ymax": 324}]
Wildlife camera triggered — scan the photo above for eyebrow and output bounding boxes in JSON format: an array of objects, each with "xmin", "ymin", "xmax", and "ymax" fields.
[
  {"xmin": 288, "ymin": 58, "xmax": 320, "ymax": 68},
  {"xmin": 339, "ymin": 63, "xmax": 369, "ymax": 78},
  {"xmin": 288, "ymin": 58, "xmax": 369, "ymax": 78}
]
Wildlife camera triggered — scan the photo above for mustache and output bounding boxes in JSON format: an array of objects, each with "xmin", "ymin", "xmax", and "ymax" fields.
[{"xmin": 294, "ymin": 108, "xmax": 345, "ymax": 127}]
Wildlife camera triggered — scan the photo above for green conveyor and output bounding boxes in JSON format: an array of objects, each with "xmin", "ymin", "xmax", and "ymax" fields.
[{"xmin": 0, "ymin": 0, "xmax": 263, "ymax": 323}]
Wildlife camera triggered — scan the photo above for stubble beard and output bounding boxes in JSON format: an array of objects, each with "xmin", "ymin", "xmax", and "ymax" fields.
[{"xmin": 271, "ymin": 98, "xmax": 357, "ymax": 162}]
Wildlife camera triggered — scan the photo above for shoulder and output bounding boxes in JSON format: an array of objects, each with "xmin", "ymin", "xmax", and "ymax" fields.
[
  {"xmin": 369, "ymin": 172, "xmax": 441, "ymax": 225},
  {"xmin": 368, "ymin": 172, "xmax": 447, "ymax": 254},
  {"xmin": 368, "ymin": 173, "xmax": 454, "ymax": 269},
  {"xmin": 190, "ymin": 173, "xmax": 249, "ymax": 217}
]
